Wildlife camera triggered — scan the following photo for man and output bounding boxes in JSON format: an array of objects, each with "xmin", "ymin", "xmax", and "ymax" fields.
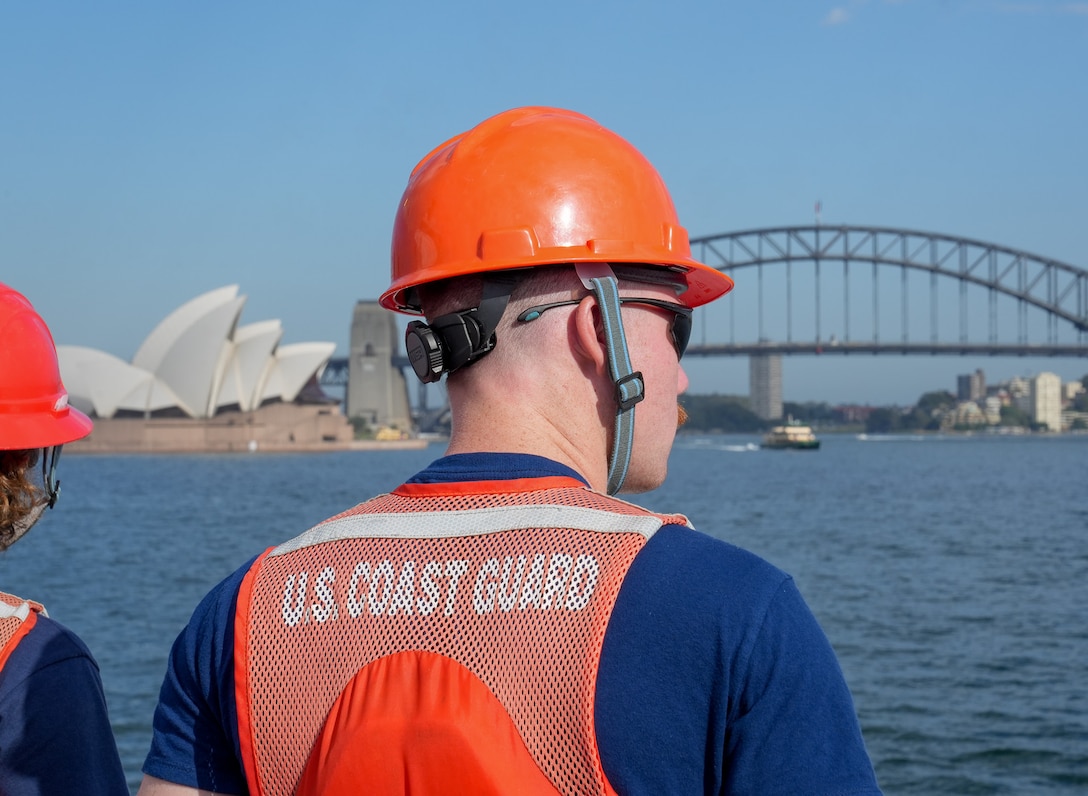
[
  {"xmin": 0, "ymin": 283, "xmax": 128, "ymax": 794},
  {"xmin": 140, "ymin": 107, "xmax": 882, "ymax": 795}
]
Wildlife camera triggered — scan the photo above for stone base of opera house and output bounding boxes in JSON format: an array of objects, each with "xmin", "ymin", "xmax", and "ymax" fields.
[{"xmin": 66, "ymin": 403, "xmax": 427, "ymax": 454}]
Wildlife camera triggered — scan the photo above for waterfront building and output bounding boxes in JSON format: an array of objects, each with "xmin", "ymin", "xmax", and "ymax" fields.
[
  {"xmin": 834, "ymin": 405, "xmax": 875, "ymax": 424},
  {"xmin": 948, "ymin": 400, "xmax": 986, "ymax": 428},
  {"xmin": 56, "ymin": 285, "xmax": 354, "ymax": 451},
  {"xmin": 1061, "ymin": 409, "xmax": 1088, "ymax": 430},
  {"xmin": 1030, "ymin": 372, "xmax": 1062, "ymax": 432}
]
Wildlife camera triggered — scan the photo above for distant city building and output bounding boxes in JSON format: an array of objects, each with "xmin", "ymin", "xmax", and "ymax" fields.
[
  {"xmin": 983, "ymin": 395, "xmax": 1002, "ymax": 425},
  {"xmin": 834, "ymin": 405, "xmax": 875, "ymax": 424},
  {"xmin": 749, "ymin": 354, "xmax": 783, "ymax": 420},
  {"xmin": 1030, "ymin": 372, "xmax": 1062, "ymax": 431},
  {"xmin": 1008, "ymin": 376, "xmax": 1032, "ymax": 416},
  {"xmin": 956, "ymin": 368, "xmax": 985, "ymax": 402},
  {"xmin": 956, "ymin": 374, "xmax": 969, "ymax": 401},
  {"xmin": 1063, "ymin": 380, "xmax": 1086, "ymax": 403},
  {"xmin": 946, "ymin": 400, "xmax": 986, "ymax": 429}
]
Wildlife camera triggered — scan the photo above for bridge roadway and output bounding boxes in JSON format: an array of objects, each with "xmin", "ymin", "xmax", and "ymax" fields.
[{"xmin": 324, "ymin": 342, "xmax": 1088, "ymax": 386}]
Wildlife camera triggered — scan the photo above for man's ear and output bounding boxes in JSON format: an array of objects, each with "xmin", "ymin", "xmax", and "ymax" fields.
[{"xmin": 571, "ymin": 295, "xmax": 608, "ymax": 373}]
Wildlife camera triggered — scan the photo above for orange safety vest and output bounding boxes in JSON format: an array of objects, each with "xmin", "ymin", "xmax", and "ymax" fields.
[
  {"xmin": 234, "ymin": 475, "xmax": 689, "ymax": 796},
  {"xmin": 0, "ymin": 591, "xmax": 45, "ymax": 673}
]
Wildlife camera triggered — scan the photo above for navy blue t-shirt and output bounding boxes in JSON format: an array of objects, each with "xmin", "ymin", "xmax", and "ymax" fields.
[
  {"xmin": 144, "ymin": 453, "xmax": 882, "ymax": 794},
  {"xmin": 0, "ymin": 611, "xmax": 127, "ymax": 795}
]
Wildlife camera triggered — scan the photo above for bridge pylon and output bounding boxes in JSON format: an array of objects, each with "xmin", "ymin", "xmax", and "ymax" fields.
[
  {"xmin": 346, "ymin": 301, "xmax": 412, "ymax": 433},
  {"xmin": 749, "ymin": 353, "xmax": 783, "ymax": 420}
]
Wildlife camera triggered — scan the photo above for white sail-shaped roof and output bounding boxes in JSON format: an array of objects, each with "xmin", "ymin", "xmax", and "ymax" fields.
[
  {"xmin": 58, "ymin": 285, "xmax": 338, "ymax": 420},
  {"xmin": 216, "ymin": 320, "xmax": 283, "ymax": 412},
  {"xmin": 260, "ymin": 342, "xmax": 336, "ymax": 404},
  {"xmin": 57, "ymin": 346, "xmax": 186, "ymax": 418},
  {"xmin": 132, "ymin": 288, "xmax": 245, "ymax": 418},
  {"xmin": 133, "ymin": 285, "xmax": 239, "ymax": 371}
]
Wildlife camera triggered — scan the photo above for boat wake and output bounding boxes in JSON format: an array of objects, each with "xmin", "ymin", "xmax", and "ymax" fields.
[
  {"xmin": 857, "ymin": 433, "xmax": 944, "ymax": 443},
  {"xmin": 678, "ymin": 440, "xmax": 760, "ymax": 452}
]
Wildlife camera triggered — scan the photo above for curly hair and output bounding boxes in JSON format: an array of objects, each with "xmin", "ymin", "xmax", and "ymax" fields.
[{"xmin": 0, "ymin": 450, "xmax": 41, "ymax": 550}]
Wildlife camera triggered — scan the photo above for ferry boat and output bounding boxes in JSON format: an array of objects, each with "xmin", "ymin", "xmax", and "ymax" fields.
[{"xmin": 762, "ymin": 421, "xmax": 821, "ymax": 450}]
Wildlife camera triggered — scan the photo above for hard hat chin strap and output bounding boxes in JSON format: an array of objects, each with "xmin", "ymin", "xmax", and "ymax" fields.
[
  {"xmin": 42, "ymin": 445, "xmax": 63, "ymax": 508},
  {"xmin": 576, "ymin": 264, "xmax": 644, "ymax": 495}
]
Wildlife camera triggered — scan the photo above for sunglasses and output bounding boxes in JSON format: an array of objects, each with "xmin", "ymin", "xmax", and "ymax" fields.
[{"xmin": 516, "ymin": 297, "xmax": 693, "ymax": 360}]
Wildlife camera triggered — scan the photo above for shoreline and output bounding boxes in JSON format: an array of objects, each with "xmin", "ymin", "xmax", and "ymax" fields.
[{"xmin": 64, "ymin": 438, "xmax": 433, "ymax": 455}]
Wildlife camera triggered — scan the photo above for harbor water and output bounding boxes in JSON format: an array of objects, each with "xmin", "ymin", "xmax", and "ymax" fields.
[{"xmin": 1, "ymin": 434, "xmax": 1085, "ymax": 794}]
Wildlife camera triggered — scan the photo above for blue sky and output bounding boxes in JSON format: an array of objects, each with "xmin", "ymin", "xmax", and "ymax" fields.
[{"xmin": 4, "ymin": 1, "xmax": 1086, "ymax": 405}]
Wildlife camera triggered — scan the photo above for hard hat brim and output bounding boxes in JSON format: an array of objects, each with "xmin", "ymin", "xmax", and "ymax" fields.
[{"xmin": 1, "ymin": 406, "xmax": 93, "ymax": 451}]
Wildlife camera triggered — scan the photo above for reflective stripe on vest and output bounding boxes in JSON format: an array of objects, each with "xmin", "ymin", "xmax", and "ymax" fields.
[
  {"xmin": 235, "ymin": 480, "xmax": 689, "ymax": 796},
  {"xmin": 0, "ymin": 591, "xmax": 45, "ymax": 672}
]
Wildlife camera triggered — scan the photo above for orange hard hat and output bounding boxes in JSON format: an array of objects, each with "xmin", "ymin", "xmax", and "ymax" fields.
[
  {"xmin": 0, "ymin": 284, "xmax": 92, "ymax": 450},
  {"xmin": 382, "ymin": 106, "xmax": 734, "ymax": 314}
]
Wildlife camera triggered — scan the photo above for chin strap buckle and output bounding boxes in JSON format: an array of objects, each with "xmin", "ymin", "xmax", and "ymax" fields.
[{"xmin": 615, "ymin": 371, "xmax": 645, "ymax": 411}]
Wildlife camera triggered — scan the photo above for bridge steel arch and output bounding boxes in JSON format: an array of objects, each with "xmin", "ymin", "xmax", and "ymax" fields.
[{"xmin": 690, "ymin": 225, "xmax": 1088, "ymax": 348}]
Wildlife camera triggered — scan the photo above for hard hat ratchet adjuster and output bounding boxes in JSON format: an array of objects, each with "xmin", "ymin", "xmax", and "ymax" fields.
[{"xmin": 404, "ymin": 275, "xmax": 518, "ymax": 384}]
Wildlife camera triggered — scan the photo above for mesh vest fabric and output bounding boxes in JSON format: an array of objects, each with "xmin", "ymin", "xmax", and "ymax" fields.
[
  {"xmin": 235, "ymin": 478, "xmax": 689, "ymax": 796},
  {"xmin": 0, "ymin": 591, "xmax": 44, "ymax": 671}
]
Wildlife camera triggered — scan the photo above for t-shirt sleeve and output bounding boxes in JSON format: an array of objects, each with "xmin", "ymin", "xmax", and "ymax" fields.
[
  {"xmin": 142, "ymin": 558, "xmax": 257, "ymax": 794},
  {"xmin": 595, "ymin": 523, "xmax": 882, "ymax": 795},
  {"xmin": 722, "ymin": 576, "xmax": 882, "ymax": 794},
  {"xmin": 0, "ymin": 619, "xmax": 128, "ymax": 795}
]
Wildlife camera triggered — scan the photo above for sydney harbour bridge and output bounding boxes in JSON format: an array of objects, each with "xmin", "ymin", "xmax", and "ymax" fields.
[{"xmin": 323, "ymin": 225, "xmax": 1088, "ymax": 427}]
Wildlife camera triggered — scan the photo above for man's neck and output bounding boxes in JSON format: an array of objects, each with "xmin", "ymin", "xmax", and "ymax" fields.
[{"xmin": 445, "ymin": 390, "xmax": 608, "ymax": 492}]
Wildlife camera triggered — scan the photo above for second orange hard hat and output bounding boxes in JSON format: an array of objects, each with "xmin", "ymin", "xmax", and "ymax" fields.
[{"xmin": 0, "ymin": 284, "xmax": 93, "ymax": 450}]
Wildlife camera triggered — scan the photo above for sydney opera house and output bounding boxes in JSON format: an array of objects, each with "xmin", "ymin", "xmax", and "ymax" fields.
[{"xmin": 58, "ymin": 285, "xmax": 355, "ymax": 452}]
